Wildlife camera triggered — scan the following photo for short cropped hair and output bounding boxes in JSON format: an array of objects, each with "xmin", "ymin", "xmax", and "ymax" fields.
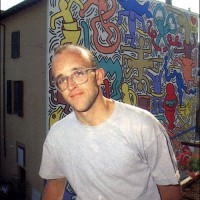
[{"xmin": 54, "ymin": 44, "xmax": 98, "ymax": 68}]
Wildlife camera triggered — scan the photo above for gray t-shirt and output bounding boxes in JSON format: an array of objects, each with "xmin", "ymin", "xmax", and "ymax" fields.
[{"xmin": 39, "ymin": 101, "xmax": 179, "ymax": 200}]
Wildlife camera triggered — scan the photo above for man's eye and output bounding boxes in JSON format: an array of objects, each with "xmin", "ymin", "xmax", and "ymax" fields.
[
  {"xmin": 74, "ymin": 70, "xmax": 84, "ymax": 77},
  {"xmin": 57, "ymin": 77, "xmax": 67, "ymax": 84}
]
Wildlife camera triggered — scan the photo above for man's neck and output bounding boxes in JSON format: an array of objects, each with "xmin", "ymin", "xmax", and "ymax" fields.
[{"xmin": 75, "ymin": 97, "xmax": 115, "ymax": 126}]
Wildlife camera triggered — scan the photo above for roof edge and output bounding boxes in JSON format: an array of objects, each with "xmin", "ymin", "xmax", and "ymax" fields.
[{"xmin": 0, "ymin": 0, "xmax": 42, "ymax": 20}]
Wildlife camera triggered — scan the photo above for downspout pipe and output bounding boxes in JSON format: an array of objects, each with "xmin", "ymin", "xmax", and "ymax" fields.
[{"xmin": 0, "ymin": 23, "xmax": 6, "ymax": 160}]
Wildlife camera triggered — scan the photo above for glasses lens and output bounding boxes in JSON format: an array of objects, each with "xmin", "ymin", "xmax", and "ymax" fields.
[
  {"xmin": 56, "ymin": 77, "xmax": 68, "ymax": 91},
  {"xmin": 72, "ymin": 70, "xmax": 87, "ymax": 84}
]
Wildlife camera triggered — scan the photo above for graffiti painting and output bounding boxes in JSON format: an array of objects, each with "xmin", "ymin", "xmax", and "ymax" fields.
[{"xmin": 47, "ymin": 0, "xmax": 199, "ymax": 199}]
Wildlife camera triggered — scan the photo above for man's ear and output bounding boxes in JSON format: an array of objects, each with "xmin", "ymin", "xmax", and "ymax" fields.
[{"xmin": 96, "ymin": 68, "xmax": 105, "ymax": 85}]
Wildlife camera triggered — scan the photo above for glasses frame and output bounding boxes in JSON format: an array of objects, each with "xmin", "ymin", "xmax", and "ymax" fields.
[{"xmin": 52, "ymin": 67, "xmax": 97, "ymax": 92}]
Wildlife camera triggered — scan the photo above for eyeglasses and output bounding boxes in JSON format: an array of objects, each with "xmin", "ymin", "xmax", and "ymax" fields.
[{"xmin": 52, "ymin": 67, "xmax": 97, "ymax": 92}]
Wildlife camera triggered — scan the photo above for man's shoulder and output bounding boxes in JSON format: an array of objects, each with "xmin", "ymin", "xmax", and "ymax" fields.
[
  {"xmin": 116, "ymin": 101, "xmax": 163, "ymax": 129},
  {"xmin": 50, "ymin": 111, "xmax": 75, "ymax": 131},
  {"xmin": 116, "ymin": 101, "xmax": 152, "ymax": 117},
  {"xmin": 45, "ymin": 112, "xmax": 77, "ymax": 142}
]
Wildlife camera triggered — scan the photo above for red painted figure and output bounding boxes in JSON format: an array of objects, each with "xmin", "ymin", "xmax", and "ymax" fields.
[{"xmin": 163, "ymin": 83, "xmax": 178, "ymax": 129}]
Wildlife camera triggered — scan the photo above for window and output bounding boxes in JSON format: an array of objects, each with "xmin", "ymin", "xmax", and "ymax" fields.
[
  {"xmin": 16, "ymin": 143, "xmax": 26, "ymax": 197},
  {"xmin": 7, "ymin": 80, "xmax": 23, "ymax": 117},
  {"xmin": 11, "ymin": 31, "xmax": 20, "ymax": 58},
  {"xmin": 17, "ymin": 145, "xmax": 25, "ymax": 168}
]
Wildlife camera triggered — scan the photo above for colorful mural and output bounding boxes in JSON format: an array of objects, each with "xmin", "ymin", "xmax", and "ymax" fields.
[{"xmin": 47, "ymin": 0, "xmax": 199, "ymax": 198}]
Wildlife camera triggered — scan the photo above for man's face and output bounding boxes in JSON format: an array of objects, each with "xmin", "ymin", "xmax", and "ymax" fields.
[{"xmin": 52, "ymin": 50, "xmax": 100, "ymax": 113}]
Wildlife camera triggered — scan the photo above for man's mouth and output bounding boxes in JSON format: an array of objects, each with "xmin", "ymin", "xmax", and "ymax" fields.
[{"xmin": 70, "ymin": 92, "xmax": 83, "ymax": 98}]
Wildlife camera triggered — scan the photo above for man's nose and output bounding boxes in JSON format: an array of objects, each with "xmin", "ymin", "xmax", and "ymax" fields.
[{"xmin": 67, "ymin": 77, "xmax": 77, "ymax": 90}]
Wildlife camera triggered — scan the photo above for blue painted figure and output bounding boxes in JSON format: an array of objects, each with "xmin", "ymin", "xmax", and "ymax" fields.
[
  {"xmin": 117, "ymin": 0, "xmax": 152, "ymax": 48},
  {"xmin": 147, "ymin": 68, "xmax": 164, "ymax": 114}
]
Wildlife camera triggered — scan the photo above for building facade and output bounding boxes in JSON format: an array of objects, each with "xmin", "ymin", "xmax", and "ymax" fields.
[{"xmin": 0, "ymin": 0, "xmax": 47, "ymax": 199}]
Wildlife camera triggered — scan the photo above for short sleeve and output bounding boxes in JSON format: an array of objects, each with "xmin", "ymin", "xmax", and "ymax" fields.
[
  {"xmin": 145, "ymin": 130, "xmax": 180, "ymax": 185},
  {"xmin": 39, "ymin": 136, "xmax": 65, "ymax": 180}
]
